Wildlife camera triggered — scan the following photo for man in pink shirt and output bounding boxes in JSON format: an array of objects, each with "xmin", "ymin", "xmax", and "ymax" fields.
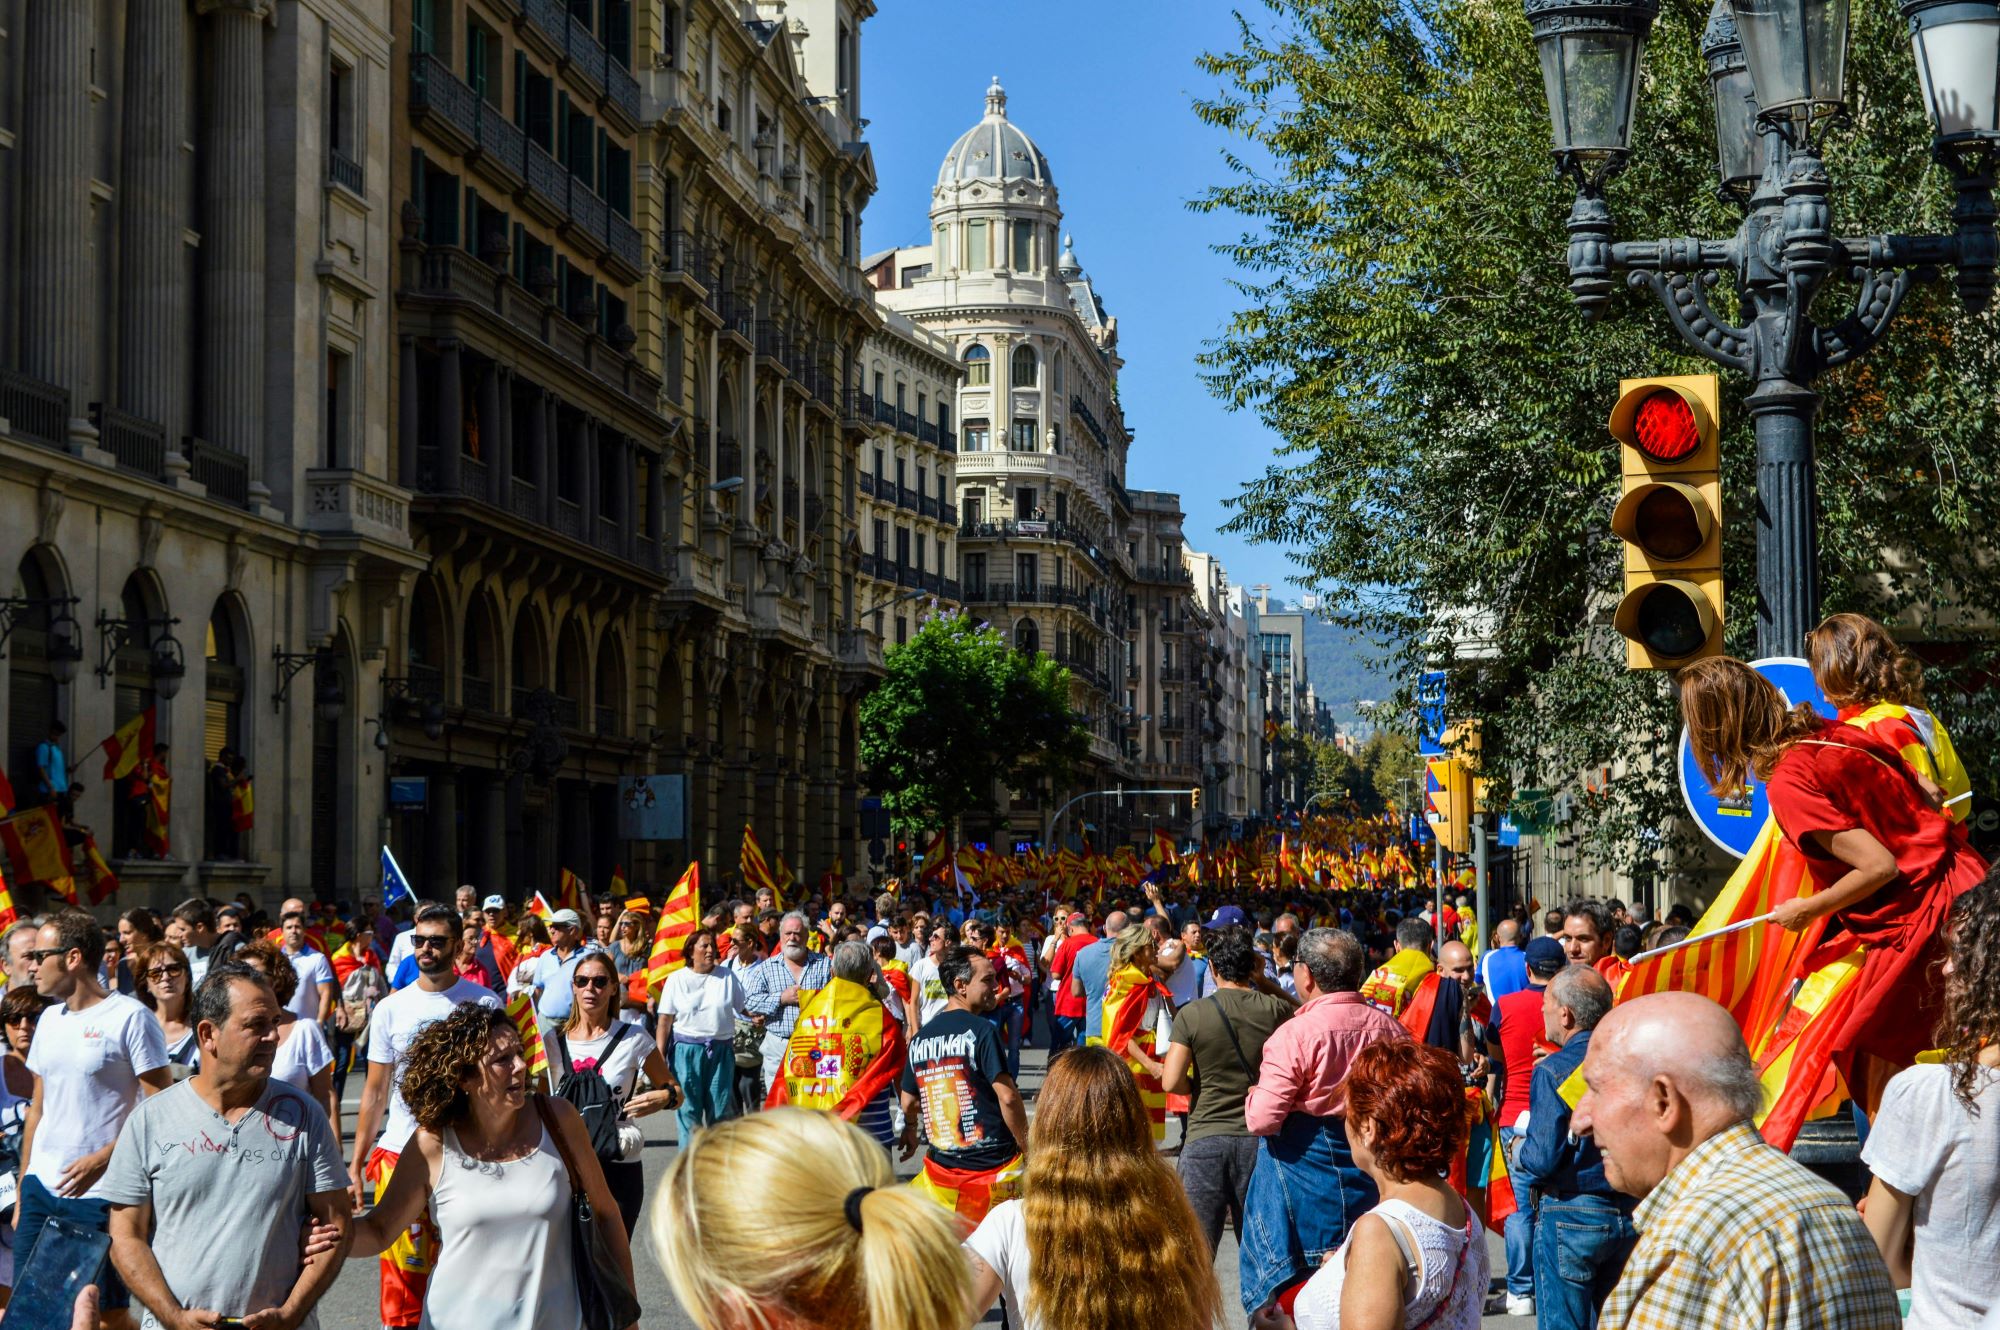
[{"xmin": 1238, "ymin": 927, "xmax": 1409, "ymax": 1318}]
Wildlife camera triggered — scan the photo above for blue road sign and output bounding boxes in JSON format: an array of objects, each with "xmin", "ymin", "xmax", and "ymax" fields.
[
  {"xmin": 1677, "ymin": 656, "xmax": 1834, "ymax": 857},
  {"xmin": 1416, "ymin": 670, "xmax": 1448, "ymax": 757},
  {"xmin": 1498, "ymin": 815, "xmax": 1521, "ymax": 848}
]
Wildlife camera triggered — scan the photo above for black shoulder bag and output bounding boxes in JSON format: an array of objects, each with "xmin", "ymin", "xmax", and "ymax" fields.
[{"xmin": 534, "ymin": 1094, "xmax": 642, "ymax": 1330}]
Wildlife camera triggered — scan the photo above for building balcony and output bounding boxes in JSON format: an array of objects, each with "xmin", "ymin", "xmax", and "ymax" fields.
[
  {"xmin": 896, "ymin": 409, "xmax": 919, "ymax": 439},
  {"xmin": 89, "ymin": 404, "xmax": 169, "ymax": 481},
  {"xmin": 958, "ymin": 518, "xmax": 1114, "ymax": 575},
  {"xmin": 872, "ymin": 397, "xmax": 897, "ymax": 426},
  {"xmin": 183, "ymin": 437, "xmax": 249, "ymax": 508},
  {"xmin": 304, "ymin": 468, "xmax": 413, "ymax": 547},
  {"xmin": 661, "ymin": 228, "xmax": 712, "ymax": 296},
  {"xmin": 919, "ymin": 419, "xmax": 940, "ymax": 447},
  {"xmin": 857, "ymin": 471, "xmax": 876, "ymax": 497},
  {"xmin": 940, "ymin": 428, "xmax": 957, "ymax": 454},
  {"xmin": 0, "ymin": 368, "xmax": 69, "ymax": 449},
  {"xmin": 328, "ymin": 148, "xmax": 365, "ymax": 195},
  {"xmin": 845, "ymin": 387, "xmax": 872, "ymax": 426},
  {"xmin": 1137, "ymin": 563, "xmax": 1194, "ymax": 586},
  {"xmin": 519, "ymin": 0, "xmax": 641, "ymax": 128},
  {"xmin": 836, "ymin": 626, "xmax": 885, "ymax": 674}
]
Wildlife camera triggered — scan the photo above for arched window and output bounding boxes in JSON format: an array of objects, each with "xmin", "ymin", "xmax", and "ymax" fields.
[
  {"xmin": 112, "ymin": 573, "xmax": 165, "ymax": 859},
  {"xmin": 463, "ymin": 594, "xmax": 499, "ymax": 713},
  {"xmin": 8, "ymin": 549, "xmax": 68, "ymax": 810},
  {"xmin": 1011, "ymin": 344, "xmax": 1037, "ymax": 389},
  {"xmin": 964, "ymin": 344, "xmax": 990, "ymax": 387},
  {"xmin": 1014, "ymin": 617, "xmax": 1039, "ymax": 654},
  {"xmin": 204, "ymin": 601, "xmax": 246, "ymax": 861}
]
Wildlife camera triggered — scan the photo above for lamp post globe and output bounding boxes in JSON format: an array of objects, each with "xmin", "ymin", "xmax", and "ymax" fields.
[
  {"xmin": 1524, "ymin": 0, "xmax": 1660, "ymax": 176},
  {"xmin": 45, "ymin": 610, "xmax": 82, "ymax": 686},
  {"xmin": 1901, "ymin": 0, "xmax": 2000, "ymax": 155},
  {"xmin": 1703, "ymin": 0, "xmax": 1769, "ymax": 200},
  {"xmin": 1727, "ymin": 0, "xmax": 1851, "ymax": 131},
  {"xmin": 150, "ymin": 635, "xmax": 185, "ymax": 701}
]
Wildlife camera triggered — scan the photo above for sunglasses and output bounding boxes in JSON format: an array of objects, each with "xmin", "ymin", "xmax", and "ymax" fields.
[
  {"xmin": 147, "ymin": 965, "xmax": 187, "ymax": 980},
  {"xmin": 410, "ymin": 934, "xmax": 452, "ymax": 951},
  {"xmin": 573, "ymin": 974, "xmax": 614, "ymax": 989},
  {"xmin": 27, "ymin": 948, "xmax": 69, "ymax": 963}
]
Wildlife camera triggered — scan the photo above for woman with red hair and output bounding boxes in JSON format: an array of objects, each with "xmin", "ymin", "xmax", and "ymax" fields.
[{"xmin": 1255, "ymin": 1041, "xmax": 1489, "ymax": 1330}]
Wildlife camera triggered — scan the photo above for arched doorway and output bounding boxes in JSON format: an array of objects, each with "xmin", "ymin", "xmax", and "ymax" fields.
[
  {"xmin": 204, "ymin": 598, "xmax": 249, "ymax": 860},
  {"xmin": 112, "ymin": 572, "xmax": 167, "ymax": 859},
  {"xmin": 7, "ymin": 548, "xmax": 70, "ymax": 810}
]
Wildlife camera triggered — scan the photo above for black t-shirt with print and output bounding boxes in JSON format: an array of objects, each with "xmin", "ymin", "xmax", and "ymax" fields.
[{"xmin": 899, "ymin": 1007, "xmax": 1018, "ymax": 1171}]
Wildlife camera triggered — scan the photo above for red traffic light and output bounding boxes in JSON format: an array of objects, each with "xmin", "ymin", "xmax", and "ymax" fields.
[{"xmin": 1630, "ymin": 390, "xmax": 1701, "ymax": 463}]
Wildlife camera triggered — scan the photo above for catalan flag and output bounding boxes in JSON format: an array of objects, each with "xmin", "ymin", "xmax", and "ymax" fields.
[
  {"xmin": 646, "ymin": 863, "xmax": 700, "ymax": 993},
  {"xmin": 102, "ymin": 707, "xmax": 156, "ymax": 782},
  {"xmin": 504, "ymin": 990, "xmax": 549, "ymax": 1078},
  {"xmin": 741, "ymin": 824, "xmax": 778, "ymax": 905},
  {"xmin": 774, "ymin": 854, "xmax": 798, "ymax": 908},
  {"xmin": 1100, "ymin": 962, "xmax": 1168, "ymax": 1142}
]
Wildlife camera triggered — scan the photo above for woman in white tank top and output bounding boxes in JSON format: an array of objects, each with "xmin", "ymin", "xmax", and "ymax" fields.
[
  {"xmin": 349, "ymin": 1004, "xmax": 634, "ymax": 1330},
  {"xmin": 1253, "ymin": 1041, "xmax": 1489, "ymax": 1330}
]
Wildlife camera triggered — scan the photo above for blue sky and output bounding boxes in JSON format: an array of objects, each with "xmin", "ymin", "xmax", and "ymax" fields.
[{"xmin": 858, "ymin": 3, "xmax": 1307, "ymax": 606}]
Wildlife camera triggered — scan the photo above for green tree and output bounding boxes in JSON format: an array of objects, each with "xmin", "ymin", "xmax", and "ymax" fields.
[
  {"xmin": 1357, "ymin": 729, "xmax": 1424, "ymax": 815},
  {"xmin": 858, "ymin": 613, "xmax": 1090, "ymax": 836},
  {"xmin": 1195, "ymin": 0, "xmax": 2000, "ymax": 876}
]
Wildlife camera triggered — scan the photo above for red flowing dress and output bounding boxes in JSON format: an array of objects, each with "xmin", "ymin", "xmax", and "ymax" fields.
[{"xmin": 1763, "ymin": 722, "xmax": 1986, "ymax": 1117}]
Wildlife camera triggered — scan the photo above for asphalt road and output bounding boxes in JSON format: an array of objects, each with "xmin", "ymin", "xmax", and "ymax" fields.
[{"xmin": 316, "ymin": 1036, "xmax": 1529, "ymax": 1330}]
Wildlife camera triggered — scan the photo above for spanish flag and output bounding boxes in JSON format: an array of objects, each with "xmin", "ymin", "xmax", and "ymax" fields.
[
  {"xmin": 82, "ymin": 835, "xmax": 118, "ymax": 905},
  {"xmin": 555, "ymin": 868, "xmax": 586, "ymax": 912},
  {"xmin": 816, "ymin": 859, "xmax": 844, "ymax": 903},
  {"xmin": 910, "ymin": 1153, "xmax": 1026, "ymax": 1236},
  {"xmin": 143, "ymin": 763, "xmax": 171, "ymax": 858},
  {"xmin": 230, "ymin": 777, "xmax": 254, "ymax": 832},
  {"xmin": 1101, "ymin": 963, "xmax": 1168, "ymax": 1142},
  {"xmin": 0, "ymin": 806, "xmax": 72, "ymax": 894},
  {"xmin": 0, "ymin": 867, "xmax": 16, "ymax": 930},
  {"xmin": 528, "ymin": 891, "xmax": 554, "ymax": 922},
  {"xmin": 0, "ymin": 768, "xmax": 14, "ymax": 817},
  {"xmin": 102, "ymin": 708, "xmax": 156, "ymax": 782},
  {"xmin": 741, "ymin": 824, "xmax": 778, "ymax": 905},
  {"xmin": 763, "ymin": 975, "xmax": 906, "ymax": 1119},
  {"xmin": 609, "ymin": 864, "xmax": 629, "ymax": 900},
  {"xmin": 646, "ymin": 863, "xmax": 700, "ymax": 994},
  {"xmin": 504, "ymin": 990, "xmax": 549, "ymax": 1077}
]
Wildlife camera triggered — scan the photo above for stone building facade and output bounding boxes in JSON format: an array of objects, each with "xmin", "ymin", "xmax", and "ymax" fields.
[
  {"xmin": 1125, "ymin": 489, "xmax": 1202, "ymax": 836},
  {"xmin": 0, "ymin": 0, "xmax": 412, "ymax": 909}
]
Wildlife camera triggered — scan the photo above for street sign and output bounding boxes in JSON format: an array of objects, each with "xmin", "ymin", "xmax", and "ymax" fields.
[
  {"xmin": 1416, "ymin": 670, "xmax": 1448, "ymax": 756},
  {"xmin": 616, "ymin": 775, "xmax": 686, "ymax": 841},
  {"xmin": 1498, "ymin": 815, "xmax": 1521, "ymax": 848},
  {"xmin": 1677, "ymin": 656, "xmax": 1834, "ymax": 857},
  {"xmin": 388, "ymin": 777, "xmax": 427, "ymax": 809}
]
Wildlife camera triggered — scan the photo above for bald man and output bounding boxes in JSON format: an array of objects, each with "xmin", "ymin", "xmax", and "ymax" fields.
[
  {"xmin": 1517, "ymin": 965, "xmax": 1629, "ymax": 1330},
  {"xmin": 1480, "ymin": 917, "xmax": 1529, "ymax": 999},
  {"xmin": 1576, "ymin": 994, "xmax": 1899, "ymax": 1330}
]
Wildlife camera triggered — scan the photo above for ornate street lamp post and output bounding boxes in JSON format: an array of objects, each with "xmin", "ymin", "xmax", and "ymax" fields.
[{"xmin": 1526, "ymin": 0, "xmax": 1999, "ymax": 656}]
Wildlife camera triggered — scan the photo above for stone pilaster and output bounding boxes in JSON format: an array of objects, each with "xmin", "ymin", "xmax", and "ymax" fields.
[
  {"xmin": 18, "ymin": 0, "xmax": 97, "ymax": 440},
  {"xmin": 119, "ymin": 0, "xmax": 189, "ymax": 436},
  {"xmin": 435, "ymin": 341, "xmax": 463, "ymax": 490},
  {"xmin": 200, "ymin": 0, "xmax": 275, "ymax": 501},
  {"xmin": 398, "ymin": 336, "xmax": 420, "ymax": 487}
]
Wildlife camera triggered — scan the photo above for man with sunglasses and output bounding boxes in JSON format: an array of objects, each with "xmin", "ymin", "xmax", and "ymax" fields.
[
  {"xmin": 16, "ymin": 911, "xmax": 172, "ymax": 1330},
  {"xmin": 346, "ymin": 905, "xmax": 499, "ymax": 1330}
]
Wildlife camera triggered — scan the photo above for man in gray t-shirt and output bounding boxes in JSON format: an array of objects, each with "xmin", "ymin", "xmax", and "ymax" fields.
[{"xmin": 103, "ymin": 965, "xmax": 349, "ymax": 1330}]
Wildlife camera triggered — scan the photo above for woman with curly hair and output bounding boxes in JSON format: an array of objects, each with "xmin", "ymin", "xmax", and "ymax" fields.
[
  {"xmin": 1677, "ymin": 656, "xmax": 1986, "ymax": 1144},
  {"xmin": 1859, "ymin": 866, "xmax": 2000, "ymax": 1326},
  {"xmin": 233, "ymin": 938, "xmax": 341, "ymax": 1140},
  {"xmin": 653, "ymin": 1106, "xmax": 967, "ymax": 1330},
  {"xmin": 350, "ymin": 1002, "xmax": 632, "ymax": 1330},
  {"xmin": 963, "ymin": 1044, "xmax": 1219, "ymax": 1330},
  {"xmin": 1256, "ymin": 1040, "xmax": 1488, "ymax": 1330}
]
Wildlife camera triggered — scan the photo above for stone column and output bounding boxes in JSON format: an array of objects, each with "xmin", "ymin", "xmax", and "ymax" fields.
[
  {"xmin": 18, "ymin": 0, "xmax": 97, "ymax": 439},
  {"xmin": 493, "ymin": 369, "xmax": 514, "ymax": 509},
  {"xmin": 436, "ymin": 342, "xmax": 463, "ymax": 491},
  {"xmin": 573, "ymin": 415, "xmax": 595, "ymax": 532},
  {"xmin": 477, "ymin": 361, "xmax": 502, "ymax": 491},
  {"xmin": 200, "ymin": 0, "xmax": 275, "ymax": 500},
  {"xmin": 646, "ymin": 452, "xmax": 665, "ymax": 546},
  {"xmin": 618, "ymin": 435, "xmax": 635, "ymax": 558},
  {"xmin": 398, "ymin": 337, "xmax": 421, "ymax": 487},
  {"xmin": 119, "ymin": 0, "xmax": 189, "ymax": 436},
  {"xmin": 539, "ymin": 395, "xmax": 558, "ymax": 524}
]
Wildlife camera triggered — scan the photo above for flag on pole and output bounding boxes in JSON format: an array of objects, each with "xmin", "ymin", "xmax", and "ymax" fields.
[
  {"xmin": 528, "ymin": 891, "xmax": 555, "ymax": 922},
  {"xmin": 775, "ymin": 854, "xmax": 798, "ymax": 909},
  {"xmin": 609, "ymin": 864, "xmax": 629, "ymax": 900},
  {"xmin": 504, "ymin": 990, "xmax": 549, "ymax": 1078},
  {"xmin": 555, "ymin": 868, "xmax": 586, "ymax": 912},
  {"xmin": 82, "ymin": 835, "xmax": 118, "ymax": 905},
  {"xmin": 380, "ymin": 845, "xmax": 414, "ymax": 909},
  {"xmin": 103, "ymin": 708, "xmax": 157, "ymax": 782},
  {"xmin": 143, "ymin": 762, "xmax": 171, "ymax": 858},
  {"xmin": 741, "ymin": 825, "xmax": 778, "ymax": 905},
  {"xmin": 646, "ymin": 863, "xmax": 701, "ymax": 993},
  {"xmin": 0, "ymin": 806, "xmax": 73, "ymax": 896}
]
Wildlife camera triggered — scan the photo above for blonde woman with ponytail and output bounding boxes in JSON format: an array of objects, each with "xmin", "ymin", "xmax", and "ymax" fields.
[{"xmin": 652, "ymin": 1107, "xmax": 969, "ymax": 1330}]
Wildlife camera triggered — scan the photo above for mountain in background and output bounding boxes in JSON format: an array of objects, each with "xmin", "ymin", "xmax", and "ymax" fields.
[{"xmin": 1286, "ymin": 599, "xmax": 1395, "ymax": 720}]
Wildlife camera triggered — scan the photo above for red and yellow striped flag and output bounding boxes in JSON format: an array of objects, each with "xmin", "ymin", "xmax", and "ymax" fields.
[
  {"xmin": 609, "ymin": 864, "xmax": 629, "ymax": 900},
  {"xmin": 741, "ymin": 824, "xmax": 778, "ymax": 905},
  {"xmin": 527, "ymin": 891, "xmax": 554, "ymax": 923},
  {"xmin": 1100, "ymin": 963, "xmax": 1168, "ymax": 1142},
  {"xmin": 504, "ymin": 990, "xmax": 549, "ymax": 1077},
  {"xmin": 102, "ymin": 707, "xmax": 156, "ymax": 782},
  {"xmin": 646, "ymin": 863, "xmax": 700, "ymax": 994},
  {"xmin": 0, "ymin": 864, "xmax": 16, "ymax": 931},
  {"xmin": 555, "ymin": 868, "xmax": 586, "ymax": 912}
]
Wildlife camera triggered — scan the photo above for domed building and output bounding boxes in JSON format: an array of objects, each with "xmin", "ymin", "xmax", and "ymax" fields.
[{"xmin": 869, "ymin": 79, "xmax": 1211, "ymax": 848}]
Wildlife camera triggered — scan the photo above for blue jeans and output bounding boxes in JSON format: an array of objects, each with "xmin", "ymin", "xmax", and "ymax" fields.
[
  {"xmin": 1050, "ymin": 1013, "xmax": 1083, "ymax": 1055},
  {"xmin": 1239, "ymin": 1114, "xmax": 1377, "ymax": 1316},
  {"xmin": 672, "ymin": 1038, "xmax": 737, "ymax": 1142},
  {"xmin": 1533, "ymin": 1193, "xmax": 1638, "ymax": 1330},
  {"xmin": 16, "ymin": 1176, "xmax": 129, "ymax": 1309},
  {"xmin": 990, "ymin": 1001, "xmax": 1022, "ymax": 1078},
  {"xmin": 1499, "ymin": 1125, "xmax": 1535, "ymax": 1298}
]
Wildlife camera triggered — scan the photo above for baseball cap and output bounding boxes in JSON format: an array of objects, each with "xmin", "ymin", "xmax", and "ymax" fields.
[
  {"xmin": 482, "ymin": 894, "xmax": 506, "ymax": 911},
  {"xmin": 1525, "ymin": 936, "xmax": 1567, "ymax": 976},
  {"xmin": 1205, "ymin": 905, "xmax": 1250, "ymax": 930},
  {"xmin": 548, "ymin": 908, "xmax": 583, "ymax": 929}
]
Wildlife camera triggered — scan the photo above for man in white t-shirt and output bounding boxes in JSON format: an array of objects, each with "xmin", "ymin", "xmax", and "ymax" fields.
[
  {"xmin": 17, "ymin": 911, "xmax": 172, "ymax": 1329},
  {"xmin": 347, "ymin": 904, "xmax": 500, "ymax": 1330},
  {"xmin": 281, "ymin": 910, "xmax": 336, "ymax": 1025}
]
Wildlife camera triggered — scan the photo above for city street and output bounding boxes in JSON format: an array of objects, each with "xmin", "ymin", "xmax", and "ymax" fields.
[{"xmin": 316, "ymin": 1028, "xmax": 1528, "ymax": 1330}]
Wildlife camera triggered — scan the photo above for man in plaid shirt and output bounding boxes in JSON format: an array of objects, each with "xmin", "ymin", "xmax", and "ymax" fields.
[
  {"xmin": 743, "ymin": 912, "xmax": 832, "ymax": 1100},
  {"xmin": 1576, "ymin": 993, "xmax": 1900, "ymax": 1330}
]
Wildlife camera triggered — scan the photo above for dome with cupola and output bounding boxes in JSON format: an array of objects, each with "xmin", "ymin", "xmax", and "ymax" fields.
[{"xmin": 936, "ymin": 78, "xmax": 1052, "ymax": 186}]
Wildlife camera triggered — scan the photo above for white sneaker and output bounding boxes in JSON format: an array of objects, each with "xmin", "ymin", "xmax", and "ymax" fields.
[{"xmin": 1506, "ymin": 1294, "xmax": 1536, "ymax": 1317}]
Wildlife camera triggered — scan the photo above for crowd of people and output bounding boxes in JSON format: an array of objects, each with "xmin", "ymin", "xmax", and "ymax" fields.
[{"xmin": 2, "ymin": 611, "xmax": 1997, "ymax": 1330}]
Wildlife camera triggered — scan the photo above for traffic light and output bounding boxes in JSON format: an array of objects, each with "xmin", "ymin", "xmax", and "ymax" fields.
[
  {"xmin": 1190, "ymin": 788, "xmax": 1201, "ymax": 812},
  {"xmin": 1608, "ymin": 374, "xmax": 1723, "ymax": 669}
]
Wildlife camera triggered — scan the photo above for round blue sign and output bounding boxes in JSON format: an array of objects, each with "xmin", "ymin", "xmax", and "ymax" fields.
[{"xmin": 1677, "ymin": 657, "xmax": 1835, "ymax": 857}]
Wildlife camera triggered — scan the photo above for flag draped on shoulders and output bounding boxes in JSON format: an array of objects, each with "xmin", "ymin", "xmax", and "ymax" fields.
[
  {"xmin": 1361, "ymin": 948, "xmax": 1435, "ymax": 1018},
  {"xmin": 646, "ymin": 863, "xmax": 700, "ymax": 994},
  {"xmin": 1841, "ymin": 702, "xmax": 1972, "ymax": 821},
  {"xmin": 1101, "ymin": 962, "xmax": 1167, "ymax": 1141},
  {"xmin": 763, "ymin": 975, "xmax": 906, "ymax": 1119}
]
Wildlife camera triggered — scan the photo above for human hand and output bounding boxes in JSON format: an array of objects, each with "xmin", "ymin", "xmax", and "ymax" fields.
[
  {"xmin": 242, "ymin": 1308, "xmax": 296, "ymax": 1330},
  {"xmin": 165, "ymin": 1309, "xmax": 223, "ymax": 1330},
  {"xmin": 779, "ymin": 986, "xmax": 800, "ymax": 1007},
  {"xmin": 1770, "ymin": 898, "xmax": 1819, "ymax": 933},
  {"xmin": 57, "ymin": 1144, "xmax": 114, "ymax": 1197},
  {"xmin": 300, "ymin": 1215, "xmax": 342, "ymax": 1260},
  {"xmin": 1249, "ymin": 1301, "xmax": 1297, "ymax": 1330},
  {"xmin": 348, "ymin": 1169, "xmax": 368, "ymax": 1214},
  {"xmin": 68, "ymin": 1286, "xmax": 100, "ymax": 1330},
  {"xmin": 898, "ymin": 1122, "xmax": 919, "ymax": 1162}
]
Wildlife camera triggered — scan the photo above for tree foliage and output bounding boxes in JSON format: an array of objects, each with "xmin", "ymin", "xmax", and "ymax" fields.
[
  {"xmin": 1194, "ymin": 0, "xmax": 2000, "ymax": 877},
  {"xmin": 1300, "ymin": 727, "xmax": 1424, "ymax": 815},
  {"xmin": 857, "ymin": 613, "xmax": 1090, "ymax": 835}
]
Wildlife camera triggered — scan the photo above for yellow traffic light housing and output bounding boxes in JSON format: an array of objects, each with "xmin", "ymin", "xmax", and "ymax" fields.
[{"xmin": 1608, "ymin": 375, "xmax": 1723, "ymax": 669}]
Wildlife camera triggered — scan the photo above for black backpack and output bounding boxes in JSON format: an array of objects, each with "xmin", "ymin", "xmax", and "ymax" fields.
[{"xmin": 549, "ymin": 1024, "xmax": 631, "ymax": 1163}]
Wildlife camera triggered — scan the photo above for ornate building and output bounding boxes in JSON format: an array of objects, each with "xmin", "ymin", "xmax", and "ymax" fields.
[
  {"xmin": 1126, "ymin": 490, "xmax": 1203, "ymax": 836},
  {"xmin": 385, "ymin": 0, "xmax": 664, "ymax": 899},
  {"xmin": 633, "ymin": 0, "xmax": 879, "ymax": 887},
  {"xmin": 0, "ymin": 0, "xmax": 411, "ymax": 908},
  {"xmin": 853, "ymin": 308, "xmax": 962, "ymax": 649},
  {"xmin": 870, "ymin": 80, "xmax": 1146, "ymax": 847}
]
